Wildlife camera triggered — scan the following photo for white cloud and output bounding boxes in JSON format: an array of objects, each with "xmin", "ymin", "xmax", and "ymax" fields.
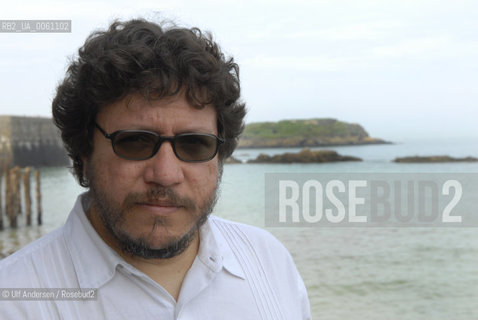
[
  {"xmin": 1, "ymin": 0, "xmax": 477, "ymax": 139},
  {"xmin": 284, "ymin": 20, "xmax": 407, "ymax": 41},
  {"xmin": 371, "ymin": 36, "xmax": 478, "ymax": 60},
  {"xmin": 243, "ymin": 55, "xmax": 366, "ymax": 72},
  {"xmin": 371, "ymin": 36, "xmax": 451, "ymax": 58}
]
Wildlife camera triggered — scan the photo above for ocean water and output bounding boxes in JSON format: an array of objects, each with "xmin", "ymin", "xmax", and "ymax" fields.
[{"xmin": 1, "ymin": 138, "xmax": 477, "ymax": 319}]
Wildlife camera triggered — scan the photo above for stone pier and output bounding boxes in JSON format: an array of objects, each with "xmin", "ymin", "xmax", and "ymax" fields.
[{"xmin": 0, "ymin": 116, "xmax": 69, "ymax": 168}]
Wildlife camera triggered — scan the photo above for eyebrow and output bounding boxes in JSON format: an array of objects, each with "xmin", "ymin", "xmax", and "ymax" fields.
[{"xmin": 109, "ymin": 126, "xmax": 217, "ymax": 136}]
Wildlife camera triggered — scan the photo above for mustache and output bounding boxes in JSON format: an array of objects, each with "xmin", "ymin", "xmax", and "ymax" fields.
[{"xmin": 124, "ymin": 187, "xmax": 196, "ymax": 210}]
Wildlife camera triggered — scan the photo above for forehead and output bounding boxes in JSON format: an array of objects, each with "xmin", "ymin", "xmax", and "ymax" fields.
[{"xmin": 97, "ymin": 92, "xmax": 217, "ymax": 133}]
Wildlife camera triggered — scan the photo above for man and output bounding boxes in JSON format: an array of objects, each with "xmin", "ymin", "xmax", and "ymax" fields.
[{"xmin": 0, "ymin": 19, "xmax": 310, "ymax": 319}]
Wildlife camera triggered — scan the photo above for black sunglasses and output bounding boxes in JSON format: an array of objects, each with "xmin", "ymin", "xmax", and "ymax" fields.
[{"xmin": 94, "ymin": 122, "xmax": 224, "ymax": 162}]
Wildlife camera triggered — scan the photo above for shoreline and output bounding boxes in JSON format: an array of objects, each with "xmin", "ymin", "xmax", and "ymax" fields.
[{"xmin": 237, "ymin": 140, "xmax": 392, "ymax": 149}]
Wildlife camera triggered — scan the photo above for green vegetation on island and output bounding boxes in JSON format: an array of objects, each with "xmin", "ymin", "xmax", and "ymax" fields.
[
  {"xmin": 238, "ymin": 118, "xmax": 388, "ymax": 148},
  {"xmin": 394, "ymin": 156, "xmax": 478, "ymax": 163},
  {"xmin": 248, "ymin": 148, "xmax": 362, "ymax": 163}
]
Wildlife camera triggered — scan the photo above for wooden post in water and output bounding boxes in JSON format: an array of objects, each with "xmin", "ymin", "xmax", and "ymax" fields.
[
  {"xmin": 14, "ymin": 167, "xmax": 22, "ymax": 216},
  {"xmin": 7, "ymin": 167, "xmax": 20, "ymax": 228},
  {"xmin": 23, "ymin": 167, "xmax": 32, "ymax": 226},
  {"xmin": 14, "ymin": 167, "xmax": 21, "ymax": 227},
  {"xmin": 5, "ymin": 167, "xmax": 12, "ymax": 227},
  {"xmin": 4, "ymin": 167, "xmax": 10, "ymax": 227},
  {"xmin": 35, "ymin": 169, "xmax": 42, "ymax": 225},
  {"xmin": 0, "ymin": 169, "xmax": 3, "ymax": 230}
]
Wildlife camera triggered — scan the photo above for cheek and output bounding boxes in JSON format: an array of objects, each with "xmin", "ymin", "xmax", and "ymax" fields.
[
  {"xmin": 90, "ymin": 156, "xmax": 142, "ymax": 198},
  {"xmin": 188, "ymin": 162, "xmax": 218, "ymax": 193},
  {"xmin": 205, "ymin": 163, "xmax": 219, "ymax": 193}
]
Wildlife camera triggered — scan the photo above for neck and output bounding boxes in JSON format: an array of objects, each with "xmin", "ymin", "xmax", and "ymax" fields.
[{"xmin": 86, "ymin": 205, "xmax": 200, "ymax": 301}]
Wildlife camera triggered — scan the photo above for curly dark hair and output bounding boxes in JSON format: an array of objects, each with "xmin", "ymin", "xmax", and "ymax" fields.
[{"xmin": 52, "ymin": 19, "xmax": 246, "ymax": 187}]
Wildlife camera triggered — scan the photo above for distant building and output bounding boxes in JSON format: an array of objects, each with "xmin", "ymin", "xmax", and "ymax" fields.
[{"xmin": 0, "ymin": 116, "xmax": 69, "ymax": 168}]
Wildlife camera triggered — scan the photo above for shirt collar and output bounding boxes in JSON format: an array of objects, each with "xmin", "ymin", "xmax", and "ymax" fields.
[
  {"xmin": 64, "ymin": 193, "xmax": 126, "ymax": 289},
  {"xmin": 197, "ymin": 216, "xmax": 245, "ymax": 280},
  {"xmin": 64, "ymin": 193, "xmax": 245, "ymax": 289}
]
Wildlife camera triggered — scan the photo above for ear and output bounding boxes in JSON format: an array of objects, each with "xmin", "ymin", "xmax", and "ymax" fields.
[{"xmin": 81, "ymin": 156, "xmax": 88, "ymax": 179}]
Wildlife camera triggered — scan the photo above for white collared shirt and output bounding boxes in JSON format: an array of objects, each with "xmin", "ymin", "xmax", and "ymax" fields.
[{"xmin": 0, "ymin": 194, "xmax": 310, "ymax": 320}]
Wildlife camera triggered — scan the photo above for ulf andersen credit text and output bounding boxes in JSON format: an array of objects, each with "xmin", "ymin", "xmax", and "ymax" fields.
[{"xmin": 1, "ymin": 289, "xmax": 97, "ymax": 301}]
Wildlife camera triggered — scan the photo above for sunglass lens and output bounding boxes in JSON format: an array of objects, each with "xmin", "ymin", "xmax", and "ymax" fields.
[
  {"xmin": 175, "ymin": 134, "xmax": 217, "ymax": 161},
  {"xmin": 113, "ymin": 132, "xmax": 157, "ymax": 159}
]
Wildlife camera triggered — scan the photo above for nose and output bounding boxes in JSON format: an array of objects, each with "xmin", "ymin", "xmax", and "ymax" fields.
[{"xmin": 143, "ymin": 141, "xmax": 184, "ymax": 187}]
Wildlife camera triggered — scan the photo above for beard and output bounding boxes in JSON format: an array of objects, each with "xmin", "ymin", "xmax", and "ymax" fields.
[{"xmin": 86, "ymin": 164, "xmax": 222, "ymax": 260}]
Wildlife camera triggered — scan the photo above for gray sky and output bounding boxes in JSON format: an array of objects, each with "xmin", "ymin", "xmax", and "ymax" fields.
[{"xmin": 1, "ymin": 0, "xmax": 477, "ymax": 142}]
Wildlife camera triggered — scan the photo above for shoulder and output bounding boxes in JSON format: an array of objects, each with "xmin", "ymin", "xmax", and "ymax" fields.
[
  {"xmin": 209, "ymin": 215, "xmax": 289, "ymax": 256},
  {"xmin": 209, "ymin": 216, "xmax": 311, "ymax": 319},
  {"xmin": 0, "ymin": 227, "xmax": 69, "ymax": 287}
]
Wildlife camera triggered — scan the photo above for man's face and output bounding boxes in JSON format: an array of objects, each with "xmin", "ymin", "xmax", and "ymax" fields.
[{"xmin": 84, "ymin": 92, "xmax": 220, "ymax": 259}]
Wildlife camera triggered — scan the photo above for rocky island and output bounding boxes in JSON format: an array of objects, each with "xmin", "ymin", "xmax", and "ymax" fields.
[
  {"xmin": 394, "ymin": 156, "xmax": 478, "ymax": 163},
  {"xmin": 248, "ymin": 148, "xmax": 362, "ymax": 163},
  {"xmin": 238, "ymin": 118, "xmax": 388, "ymax": 148}
]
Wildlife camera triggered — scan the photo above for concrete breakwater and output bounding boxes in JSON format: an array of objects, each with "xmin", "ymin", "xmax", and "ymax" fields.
[{"xmin": 0, "ymin": 116, "xmax": 69, "ymax": 168}]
